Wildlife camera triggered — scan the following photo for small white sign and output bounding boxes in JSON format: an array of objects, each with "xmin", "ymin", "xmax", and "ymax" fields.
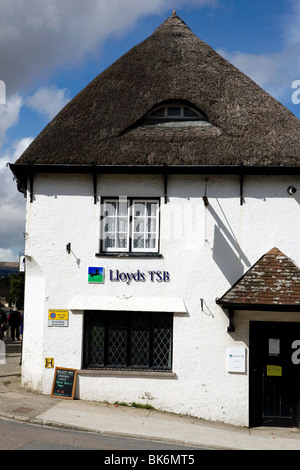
[
  {"xmin": 19, "ymin": 255, "xmax": 25, "ymax": 272},
  {"xmin": 269, "ymin": 338, "xmax": 280, "ymax": 356},
  {"xmin": 228, "ymin": 347, "xmax": 246, "ymax": 373}
]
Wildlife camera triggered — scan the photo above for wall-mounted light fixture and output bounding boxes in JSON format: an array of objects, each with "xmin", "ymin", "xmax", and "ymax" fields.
[
  {"xmin": 66, "ymin": 243, "xmax": 71, "ymax": 254},
  {"xmin": 287, "ymin": 186, "xmax": 297, "ymax": 195}
]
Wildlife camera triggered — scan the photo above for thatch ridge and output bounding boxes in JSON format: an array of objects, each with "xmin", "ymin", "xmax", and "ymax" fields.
[{"xmin": 15, "ymin": 11, "xmax": 300, "ymax": 168}]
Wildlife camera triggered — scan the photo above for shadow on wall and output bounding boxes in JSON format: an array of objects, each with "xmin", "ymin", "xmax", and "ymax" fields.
[{"xmin": 208, "ymin": 204, "xmax": 251, "ymax": 285}]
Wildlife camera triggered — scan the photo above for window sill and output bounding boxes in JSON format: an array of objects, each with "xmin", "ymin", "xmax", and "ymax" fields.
[
  {"xmin": 95, "ymin": 253, "xmax": 163, "ymax": 258},
  {"xmin": 78, "ymin": 369, "xmax": 176, "ymax": 378}
]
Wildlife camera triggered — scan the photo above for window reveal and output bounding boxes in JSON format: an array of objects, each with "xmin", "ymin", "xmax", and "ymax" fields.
[
  {"xmin": 84, "ymin": 311, "xmax": 173, "ymax": 371},
  {"xmin": 102, "ymin": 198, "xmax": 159, "ymax": 253}
]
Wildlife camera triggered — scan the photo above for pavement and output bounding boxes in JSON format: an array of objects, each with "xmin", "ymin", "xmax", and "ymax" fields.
[{"xmin": 1, "ymin": 338, "xmax": 300, "ymax": 450}]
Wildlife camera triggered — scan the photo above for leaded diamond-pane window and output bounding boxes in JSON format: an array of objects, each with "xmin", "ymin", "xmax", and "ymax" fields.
[
  {"xmin": 84, "ymin": 313, "xmax": 105, "ymax": 368},
  {"xmin": 84, "ymin": 311, "xmax": 173, "ymax": 371},
  {"xmin": 152, "ymin": 315, "xmax": 173, "ymax": 369}
]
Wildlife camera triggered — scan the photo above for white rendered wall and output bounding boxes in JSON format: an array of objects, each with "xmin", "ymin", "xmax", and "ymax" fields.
[{"xmin": 21, "ymin": 172, "xmax": 300, "ymax": 426}]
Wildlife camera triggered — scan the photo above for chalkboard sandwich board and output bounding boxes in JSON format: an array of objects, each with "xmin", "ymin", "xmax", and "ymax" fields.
[{"xmin": 51, "ymin": 367, "xmax": 77, "ymax": 399}]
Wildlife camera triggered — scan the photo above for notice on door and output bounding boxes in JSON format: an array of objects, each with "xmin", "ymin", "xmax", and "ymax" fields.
[
  {"xmin": 269, "ymin": 338, "xmax": 280, "ymax": 356},
  {"xmin": 227, "ymin": 347, "xmax": 246, "ymax": 373},
  {"xmin": 267, "ymin": 365, "xmax": 282, "ymax": 376}
]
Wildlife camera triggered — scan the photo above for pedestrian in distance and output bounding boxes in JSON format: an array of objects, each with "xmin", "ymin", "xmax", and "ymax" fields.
[
  {"xmin": 0, "ymin": 309, "xmax": 7, "ymax": 341},
  {"xmin": 0, "ymin": 309, "xmax": 7, "ymax": 364},
  {"xmin": 8, "ymin": 309, "xmax": 21, "ymax": 341}
]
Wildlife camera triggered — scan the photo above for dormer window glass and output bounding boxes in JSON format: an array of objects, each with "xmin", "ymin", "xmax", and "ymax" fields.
[{"xmin": 148, "ymin": 104, "xmax": 206, "ymax": 120}]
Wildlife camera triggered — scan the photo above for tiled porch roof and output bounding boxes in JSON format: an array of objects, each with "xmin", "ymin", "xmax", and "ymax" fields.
[{"xmin": 217, "ymin": 248, "xmax": 300, "ymax": 308}]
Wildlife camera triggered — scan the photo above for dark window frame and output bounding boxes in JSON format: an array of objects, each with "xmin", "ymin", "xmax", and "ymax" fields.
[
  {"xmin": 146, "ymin": 101, "xmax": 208, "ymax": 121},
  {"xmin": 83, "ymin": 311, "xmax": 173, "ymax": 372}
]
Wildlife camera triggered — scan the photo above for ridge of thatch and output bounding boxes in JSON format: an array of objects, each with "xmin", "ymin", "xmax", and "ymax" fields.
[{"xmin": 14, "ymin": 11, "xmax": 300, "ymax": 168}]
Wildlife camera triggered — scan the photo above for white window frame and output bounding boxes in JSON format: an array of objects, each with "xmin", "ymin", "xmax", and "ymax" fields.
[
  {"xmin": 132, "ymin": 199, "xmax": 159, "ymax": 253},
  {"xmin": 147, "ymin": 103, "xmax": 206, "ymax": 120},
  {"xmin": 102, "ymin": 198, "xmax": 130, "ymax": 253},
  {"xmin": 102, "ymin": 198, "xmax": 160, "ymax": 254}
]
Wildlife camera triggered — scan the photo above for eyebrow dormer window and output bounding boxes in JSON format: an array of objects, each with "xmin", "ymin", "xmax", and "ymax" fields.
[
  {"xmin": 145, "ymin": 102, "xmax": 211, "ymax": 127},
  {"xmin": 148, "ymin": 103, "xmax": 206, "ymax": 120}
]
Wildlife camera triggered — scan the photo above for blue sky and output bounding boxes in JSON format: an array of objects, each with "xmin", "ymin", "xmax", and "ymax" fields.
[{"xmin": 1, "ymin": 0, "xmax": 300, "ymax": 261}]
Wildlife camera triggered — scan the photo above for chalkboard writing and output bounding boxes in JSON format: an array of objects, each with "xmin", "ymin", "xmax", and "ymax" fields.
[{"xmin": 51, "ymin": 367, "xmax": 77, "ymax": 399}]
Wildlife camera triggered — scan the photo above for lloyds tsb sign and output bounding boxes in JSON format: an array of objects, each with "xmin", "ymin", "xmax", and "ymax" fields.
[{"xmin": 88, "ymin": 267, "xmax": 170, "ymax": 285}]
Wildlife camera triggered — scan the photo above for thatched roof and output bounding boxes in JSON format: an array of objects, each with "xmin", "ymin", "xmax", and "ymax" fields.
[{"xmin": 10, "ymin": 11, "xmax": 300, "ymax": 185}]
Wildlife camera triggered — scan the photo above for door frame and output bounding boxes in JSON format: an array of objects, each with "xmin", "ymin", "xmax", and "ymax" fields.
[{"xmin": 249, "ymin": 321, "xmax": 300, "ymax": 428}]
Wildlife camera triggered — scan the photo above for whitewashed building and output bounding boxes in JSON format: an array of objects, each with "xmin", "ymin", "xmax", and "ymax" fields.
[{"xmin": 9, "ymin": 12, "xmax": 300, "ymax": 428}]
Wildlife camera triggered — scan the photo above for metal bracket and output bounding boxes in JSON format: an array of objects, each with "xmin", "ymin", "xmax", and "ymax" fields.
[
  {"xmin": 227, "ymin": 309, "xmax": 235, "ymax": 332},
  {"xmin": 92, "ymin": 166, "xmax": 97, "ymax": 204},
  {"xmin": 29, "ymin": 165, "xmax": 34, "ymax": 203},
  {"xmin": 203, "ymin": 178, "xmax": 209, "ymax": 206},
  {"xmin": 240, "ymin": 165, "xmax": 244, "ymax": 206},
  {"xmin": 164, "ymin": 167, "xmax": 168, "ymax": 204}
]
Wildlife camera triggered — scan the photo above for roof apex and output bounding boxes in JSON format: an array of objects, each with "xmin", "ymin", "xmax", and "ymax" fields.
[
  {"xmin": 265, "ymin": 247, "xmax": 284, "ymax": 256},
  {"xmin": 159, "ymin": 9, "xmax": 189, "ymax": 28},
  {"xmin": 150, "ymin": 10, "xmax": 192, "ymax": 37},
  {"xmin": 12, "ymin": 12, "xmax": 300, "ymax": 171}
]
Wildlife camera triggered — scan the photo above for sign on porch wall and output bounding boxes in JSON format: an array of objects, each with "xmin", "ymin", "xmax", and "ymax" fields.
[{"xmin": 227, "ymin": 347, "xmax": 246, "ymax": 373}]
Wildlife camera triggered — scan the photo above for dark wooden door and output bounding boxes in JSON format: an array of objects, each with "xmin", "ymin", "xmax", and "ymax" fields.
[{"xmin": 249, "ymin": 321, "xmax": 300, "ymax": 427}]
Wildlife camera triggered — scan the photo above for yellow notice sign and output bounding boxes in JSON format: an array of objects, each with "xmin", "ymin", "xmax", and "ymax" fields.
[
  {"xmin": 45, "ymin": 358, "xmax": 54, "ymax": 368},
  {"xmin": 48, "ymin": 309, "xmax": 69, "ymax": 327},
  {"xmin": 267, "ymin": 365, "xmax": 282, "ymax": 376}
]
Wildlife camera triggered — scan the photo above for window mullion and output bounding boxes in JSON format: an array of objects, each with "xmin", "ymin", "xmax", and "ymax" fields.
[
  {"xmin": 104, "ymin": 314, "xmax": 109, "ymax": 367},
  {"xmin": 126, "ymin": 313, "xmax": 131, "ymax": 367},
  {"xmin": 149, "ymin": 314, "xmax": 154, "ymax": 369},
  {"xmin": 129, "ymin": 200, "xmax": 132, "ymax": 253}
]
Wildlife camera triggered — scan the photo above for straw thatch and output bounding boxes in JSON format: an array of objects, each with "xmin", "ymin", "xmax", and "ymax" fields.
[{"xmin": 13, "ymin": 11, "xmax": 300, "ymax": 170}]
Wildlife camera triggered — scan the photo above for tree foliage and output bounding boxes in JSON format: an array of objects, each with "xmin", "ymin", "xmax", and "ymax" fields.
[{"xmin": 8, "ymin": 273, "xmax": 25, "ymax": 309}]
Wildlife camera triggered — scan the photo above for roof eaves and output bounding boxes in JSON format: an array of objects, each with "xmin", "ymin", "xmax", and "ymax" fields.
[
  {"xmin": 9, "ymin": 163, "xmax": 300, "ymax": 195},
  {"xmin": 215, "ymin": 300, "xmax": 300, "ymax": 312}
]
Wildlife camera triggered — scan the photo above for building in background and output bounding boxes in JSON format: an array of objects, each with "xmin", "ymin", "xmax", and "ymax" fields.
[
  {"xmin": 9, "ymin": 12, "xmax": 300, "ymax": 428},
  {"xmin": 0, "ymin": 262, "xmax": 20, "ymax": 307}
]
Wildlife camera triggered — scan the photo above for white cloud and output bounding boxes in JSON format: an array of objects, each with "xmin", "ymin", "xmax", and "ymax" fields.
[
  {"xmin": 0, "ymin": 248, "xmax": 17, "ymax": 263},
  {"xmin": 217, "ymin": 1, "xmax": 300, "ymax": 105},
  {"xmin": 0, "ymin": 0, "xmax": 216, "ymax": 96},
  {"xmin": 26, "ymin": 86, "xmax": 70, "ymax": 120},
  {"xmin": 0, "ymin": 95, "xmax": 23, "ymax": 145},
  {"xmin": 0, "ymin": 137, "xmax": 32, "ymax": 261},
  {"xmin": 0, "ymin": 166, "xmax": 26, "ymax": 261},
  {"xmin": 0, "ymin": 0, "xmax": 217, "ymax": 261},
  {"xmin": 218, "ymin": 47, "xmax": 300, "ymax": 101},
  {"xmin": 283, "ymin": 0, "xmax": 300, "ymax": 44},
  {"xmin": 1, "ymin": 137, "xmax": 34, "ymax": 168}
]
